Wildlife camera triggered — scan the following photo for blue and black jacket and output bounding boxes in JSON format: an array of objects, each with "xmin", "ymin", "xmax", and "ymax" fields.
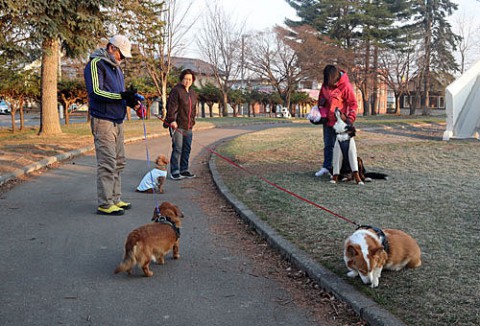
[{"xmin": 84, "ymin": 48, "xmax": 126, "ymax": 124}]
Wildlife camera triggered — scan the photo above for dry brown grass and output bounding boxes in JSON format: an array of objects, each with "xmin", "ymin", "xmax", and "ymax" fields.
[
  {"xmin": 0, "ymin": 116, "xmax": 285, "ymax": 176},
  {"xmin": 216, "ymin": 120, "xmax": 480, "ymax": 326}
]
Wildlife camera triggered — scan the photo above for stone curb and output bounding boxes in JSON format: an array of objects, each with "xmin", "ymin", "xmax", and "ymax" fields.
[
  {"xmin": 0, "ymin": 120, "xmax": 287, "ymax": 186},
  {"xmin": 208, "ymin": 154, "xmax": 406, "ymax": 326},
  {"xmin": 0, "ymin": 145, "xmax": 96, "ymax": 186},
  {"xmin": 0, "ymin": 128, "xmax": 175, "ymax": 186}
]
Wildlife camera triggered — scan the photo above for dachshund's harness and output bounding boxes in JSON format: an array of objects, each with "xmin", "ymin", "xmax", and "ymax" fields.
[{"xmin": 153, "ymin": 215, "xmax": 181, "ymax": 239}]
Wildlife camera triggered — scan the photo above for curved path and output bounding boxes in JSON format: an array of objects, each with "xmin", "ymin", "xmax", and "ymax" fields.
[{"xmin": 0, "ymin": 125, "xmax": 400, "ymax": 325}]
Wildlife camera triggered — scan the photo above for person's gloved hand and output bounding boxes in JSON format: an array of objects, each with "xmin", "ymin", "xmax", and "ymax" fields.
[
  {"xmin": 120, "ymin": 85, "xmax": 138, "ymax": 108},
  {"xmin": 134, "ymin": 93, "xmax": 145, "ymax": 102},
  {"xmin": 346, "ymin": 124, "xmax": 356, "ymax": 137}
]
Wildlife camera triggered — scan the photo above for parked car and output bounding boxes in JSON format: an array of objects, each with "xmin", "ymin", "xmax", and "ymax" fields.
[
  {"xmin": 68, "ymin": 103, "xmax": 88, "ymax": 112},
  {"xmin": 0, "ymin": 101, "xmax": 11, "ymax": 114}
]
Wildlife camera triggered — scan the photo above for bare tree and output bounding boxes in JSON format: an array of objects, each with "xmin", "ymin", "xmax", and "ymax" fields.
[
  {"xmin": 118, "ymin": 0, "xmax": 196, "ymax": 118},
  {"xmin": 197, "ymin": 1, "xmax": 245, "ymax": 117},
  {"xmin": 378, "ymin": 43, "xmax": 418, "ymax": 114},
  {"xmin": 453, "ymin": 13, "xmax": 480, "ymax": 74},
  {"xmin": 148, "ymin": 1, "xmax": 197, "ymax": 117},
  {"xmin": 278, "ymin": 25, "xmax": 352, "ymax": 82},
  {"xmin": 245, "ymin": 27, "xmax": 304, "ymax": 113}
]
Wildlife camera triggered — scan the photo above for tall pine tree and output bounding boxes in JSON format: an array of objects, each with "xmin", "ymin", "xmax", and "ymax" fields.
[
  {"xmin": 410, "ymin": 0, "xmax": 459, "ymax": 114},
  {"xmin": 287, "ymin": 0, "xmax": 459, "ymax": 115}
]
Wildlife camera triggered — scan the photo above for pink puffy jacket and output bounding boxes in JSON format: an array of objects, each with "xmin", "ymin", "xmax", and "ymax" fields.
[{"xmin": 317, "ymin": 71, "xmax": 358, "ymax": 127}]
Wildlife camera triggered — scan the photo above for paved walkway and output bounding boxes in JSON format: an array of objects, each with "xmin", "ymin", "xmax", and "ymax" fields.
[{"xmin": 0, "ymin": 125, "xmax": 404, "ymax": 326}]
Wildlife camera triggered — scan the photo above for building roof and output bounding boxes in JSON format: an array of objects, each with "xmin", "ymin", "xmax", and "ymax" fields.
[{"xmin": 171, "ymin": 57, "xmax": 214, "ymax": 76}]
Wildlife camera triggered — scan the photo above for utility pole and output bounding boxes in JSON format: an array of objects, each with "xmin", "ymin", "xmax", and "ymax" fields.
[{"xmin": 241, "ymin": 34, "xmax": 246, "ymax": 116}]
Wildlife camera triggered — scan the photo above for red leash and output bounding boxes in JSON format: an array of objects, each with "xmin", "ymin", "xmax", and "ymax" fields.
[{"xmin": 154, "ymin": 114, "xmax": 360, "ymax": 228}]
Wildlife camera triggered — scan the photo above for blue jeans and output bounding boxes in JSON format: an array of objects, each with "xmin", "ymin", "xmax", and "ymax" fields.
[
  {"xmin": 170, "ymin": 128, "xmax": 193, "ymax": 175},
  {"xmin": 323, "ymin": 125, "xmax": 336, "ymax": 170}
]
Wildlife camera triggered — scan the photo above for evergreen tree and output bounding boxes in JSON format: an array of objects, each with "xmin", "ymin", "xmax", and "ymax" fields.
[
  {"xmin": 287, "ymin": 0, "xmax": 405, "ymax": 115},
  {"xmin": 286, "ymin": 0, "xmax": 360, "ymax": 49},
  {"xmin": 410, "ymin": 0, "xmax": 459, "ymax": 114},
  {"xmin": 286, "ymin": 0, "xmax": 459, "ymax": 116},
  {"xmin": 0, "ymin": 0, "xmax": 111, "ymax": 135}
]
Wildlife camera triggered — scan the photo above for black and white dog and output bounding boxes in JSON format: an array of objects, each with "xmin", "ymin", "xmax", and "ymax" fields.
[
  {"xmin": 330, "ymin": 108, "xmax": 388, "ymax": 185},
  {"xmin": 330, "ymin": 108, "xmax": 363, "ymax": 184}
]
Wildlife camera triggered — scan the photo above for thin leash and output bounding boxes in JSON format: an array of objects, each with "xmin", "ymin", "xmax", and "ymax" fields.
[
  {"xmin": 153, "ymin": 114, "xmax": 361, "ymax": 228},
  {"xmin": 138, "ymin": 109, "xmax": 166, "ymax": 214}
]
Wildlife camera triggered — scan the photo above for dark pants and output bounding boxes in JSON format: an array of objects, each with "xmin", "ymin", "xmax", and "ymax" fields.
[
  {"xmin": 169, "ymin": 127, "xmax": 193, "ymax": 175},
  {"xmin": 323, "ymin": 125, "xmax": 336, "ymax": 170}
]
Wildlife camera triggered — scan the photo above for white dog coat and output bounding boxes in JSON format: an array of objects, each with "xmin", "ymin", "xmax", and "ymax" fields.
[{"xmin": 136, "ymin": 168, "xmax": 168, "ymax": 192}]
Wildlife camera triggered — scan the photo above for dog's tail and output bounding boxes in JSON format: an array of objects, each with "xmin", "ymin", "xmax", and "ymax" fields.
[
  {"xmin": 364, "ymin": 172, "xmax": 388, "ymax": 180},
  {"xmin": 114, "ymin": 243, "xmax": 137, "ymax": 274}
]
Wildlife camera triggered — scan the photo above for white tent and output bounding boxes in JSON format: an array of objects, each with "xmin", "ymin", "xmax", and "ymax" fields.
[{"xmin": 443, "ymin": 60, "xmax": 480, "ymax": 140}]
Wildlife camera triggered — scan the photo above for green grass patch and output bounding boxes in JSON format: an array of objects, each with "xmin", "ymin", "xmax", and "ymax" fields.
[{"xmin": 215, "ymin": 119, "xmax": 479, "ymax": 326}]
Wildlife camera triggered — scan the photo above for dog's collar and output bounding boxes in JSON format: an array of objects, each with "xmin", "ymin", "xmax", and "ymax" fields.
[
  {"xmin": 357, "ymin": 225, "xmax": 389, "ymax": 254},
  {"xmin": 156, "ymin": 164, "xmax": 167, "ymax": 170},
  {"xmin": 153, "ymin": 215, "xmax": 181, "ymax": 239}
]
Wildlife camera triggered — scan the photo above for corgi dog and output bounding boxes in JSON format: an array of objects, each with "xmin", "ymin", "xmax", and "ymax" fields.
[
  {"xmin": 344, "ymin": 226, "xmax": 422, "ymax": 288},
  {"xmin": 114, "ymin": 204, "xmax": 183, "ymax": 277},
  {"xmin": 136, "ymin": 155, "xmax": 169, "ymax": 194}
]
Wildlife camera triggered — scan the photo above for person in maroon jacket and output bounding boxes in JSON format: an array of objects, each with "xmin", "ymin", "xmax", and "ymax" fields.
[
  {"xmin": 165, "ymin": 69, "xmax": 198, "ymax": 180},
  {"xmin": 315, "ymin": 65, "xmax": 358, "ymax": 178}
]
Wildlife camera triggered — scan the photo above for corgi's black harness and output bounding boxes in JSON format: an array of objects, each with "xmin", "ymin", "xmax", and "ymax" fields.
[
  {"xmin": 153, "ymin": 215, "xmax": 181, "ymax": 239},
  {"xmin": 357, "ymin": 225, "xmax": 389, "ymax": 253}
]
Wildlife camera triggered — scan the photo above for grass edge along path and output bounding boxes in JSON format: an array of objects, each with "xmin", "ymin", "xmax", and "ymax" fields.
[{"xmin": 213, "ymin": 120, "xmax": 479, "ymax": 326}]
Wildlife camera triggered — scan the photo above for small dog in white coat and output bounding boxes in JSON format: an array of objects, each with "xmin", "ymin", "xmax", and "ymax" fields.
[{"xmin": 136, "ymin": 155, "xmax": 169, "ymax": 194}]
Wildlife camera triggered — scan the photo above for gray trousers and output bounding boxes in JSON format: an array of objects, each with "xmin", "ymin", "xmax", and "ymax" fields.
[{"xmin": 91, "ymin": 118, "xmax": 126, "ymax": 208}]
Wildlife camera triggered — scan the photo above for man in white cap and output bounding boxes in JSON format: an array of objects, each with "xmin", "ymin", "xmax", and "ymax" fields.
[{"xmin": 84, "ymin": 34, "xmax": 140, "ymax": 216}]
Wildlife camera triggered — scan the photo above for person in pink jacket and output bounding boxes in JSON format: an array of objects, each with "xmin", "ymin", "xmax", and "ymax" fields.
[{"xmin": 315, "ymin": 65, "xmax": 358, "ymax": 177}]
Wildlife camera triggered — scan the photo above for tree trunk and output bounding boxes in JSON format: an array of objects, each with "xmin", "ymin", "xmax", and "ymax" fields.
[
  {"xmin": 161, "ymin": 84, "xmax": 167, "ymax": 118},
  {"xmin": 371, "ymin": 45, "xmax": 379, "ymax": 115},
  {"xmin": 38, "ymin": 38, "xmax": 62, "ymax": 136},
  {"xmin": 363, "ymin": 40, "xmax": 371, "ymax": 116},
  {"xmin": 222, "ymin": 92, "xmax": 228, "ymax": 117},
  {"xmin": 207, "ymin": 104, "xmax": 213, "ymax": 118},
  {"xmin": 10, "ymin": 109, "xmax": 16, "ymax": 133},
  {"xmin": 200, "ymin": 101, "xmax": 206, "ymax": 118},
  {"xmin": 395, "ymin": 94, "xmax": 401, "ymax": 115},
  {"xmin": 421, "ymin": 2, "xmax": 432, "ymax": 116},
  {"xmin": 19, "ymin": 104, "xmax": 25, "ymax": 130},
  {"xmin": 64, "ymin": 100, "xmax": 74, "ymax": 125}
]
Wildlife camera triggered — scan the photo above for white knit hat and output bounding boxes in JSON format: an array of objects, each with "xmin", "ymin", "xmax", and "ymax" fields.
[{"xmin": 109, "ymin": 35, "xmax": 132, "ymax": 58}]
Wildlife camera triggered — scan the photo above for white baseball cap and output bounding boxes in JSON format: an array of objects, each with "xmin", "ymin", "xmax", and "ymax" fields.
[{"xmin": 109, "ymin": 34, "xmax": 132, "ymax": 58}]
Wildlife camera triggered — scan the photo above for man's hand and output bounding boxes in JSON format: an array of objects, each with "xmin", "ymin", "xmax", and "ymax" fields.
[
  {"xmin": 134, "ymin": 103, "xmax": 146, "ymax": 118},
  {"xmin": 120, "ymin": 85, "xmax": 138, "ymax": 108}
]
